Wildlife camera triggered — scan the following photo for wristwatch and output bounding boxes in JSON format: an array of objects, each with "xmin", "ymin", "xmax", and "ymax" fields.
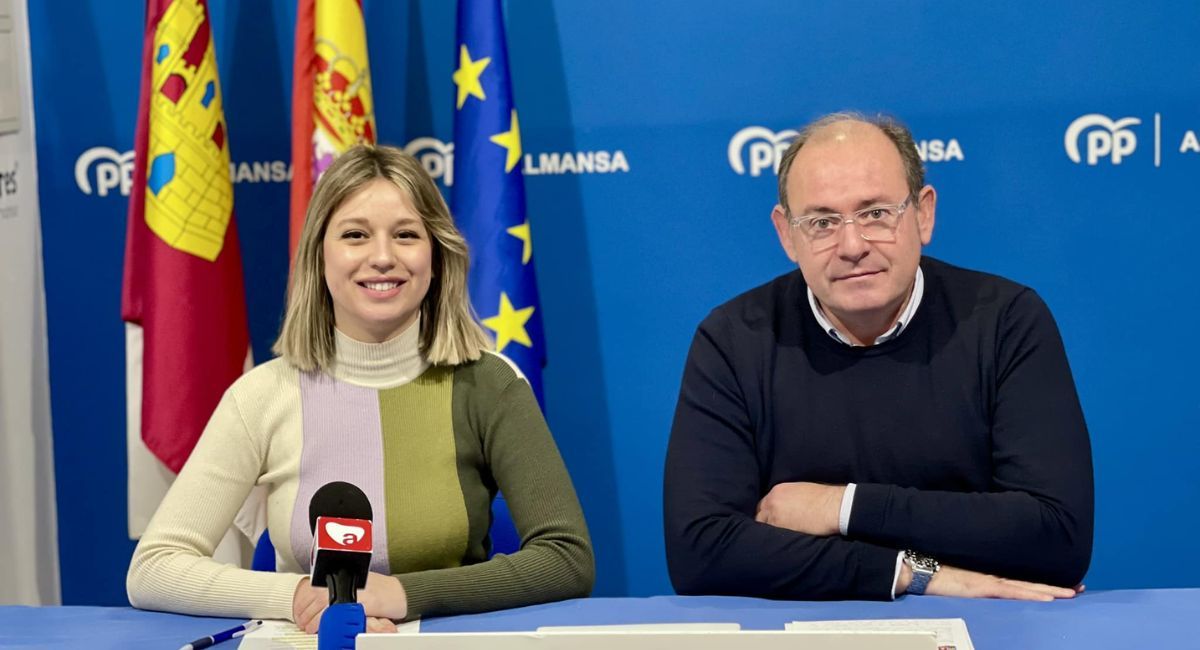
[{"xmin": 903, "ymin": 550, "xmax": 940, "ymax": 595}]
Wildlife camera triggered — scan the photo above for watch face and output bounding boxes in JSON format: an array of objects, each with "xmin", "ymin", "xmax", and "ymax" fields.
[{"xmin": 906, "ymin": 551, "xmax": 938, "ymax": 571}]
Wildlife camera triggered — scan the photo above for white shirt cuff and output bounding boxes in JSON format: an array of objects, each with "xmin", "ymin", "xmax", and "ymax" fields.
[
  {"xmin": 837, "ymin": 483, "xmax": 857, "ymax": 536},
  {"xmin": 890, "ymin": 550, "xmax": 905, "ymax": 599}
]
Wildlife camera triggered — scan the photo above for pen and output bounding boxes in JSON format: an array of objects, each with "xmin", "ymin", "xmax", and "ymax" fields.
[{"xmin": 179, "ymin": 619, "xmax": 264, "ymax": 650}]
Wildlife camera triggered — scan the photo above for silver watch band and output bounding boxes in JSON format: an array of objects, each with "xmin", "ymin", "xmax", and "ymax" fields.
[{"xmin": 903, "ymin": 550, "xmax": 940, "ymax": 595}]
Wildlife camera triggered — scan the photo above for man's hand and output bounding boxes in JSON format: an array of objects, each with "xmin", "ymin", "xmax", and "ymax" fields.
[
  {"xmin": 898, "ymin": 563, "xmax": 1083, "ymax": 601},
  {"xmin": 292, "ymin": 573, "xmax": 408, "ymax": 634},
  {"xmin": 755, "ymin": 482, "xmax": 845, "ymax": 537}
]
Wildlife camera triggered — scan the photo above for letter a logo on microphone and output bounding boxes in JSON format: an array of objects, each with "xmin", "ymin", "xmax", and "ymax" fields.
[
  {"xmin": 327, "ymin": 521, "xmax": 365, "ymax": 546},
  {"xmin": 315, "ymin": 516, "xmax": 372, "ymax": 553}
]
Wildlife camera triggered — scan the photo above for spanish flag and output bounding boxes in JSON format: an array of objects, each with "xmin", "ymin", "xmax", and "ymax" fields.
[
  {"xmin": 121, "ymin": 0, "xmax": 250, "ymax": 535},
  {"xmin": 289, "ymin": 0, "xmax": 377, "ymax": 261}
]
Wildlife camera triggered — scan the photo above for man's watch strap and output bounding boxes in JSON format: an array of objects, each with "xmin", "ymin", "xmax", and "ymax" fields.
[{"xmin": 903, "ymin": 550, "xmax": 940, "ymax": 595}]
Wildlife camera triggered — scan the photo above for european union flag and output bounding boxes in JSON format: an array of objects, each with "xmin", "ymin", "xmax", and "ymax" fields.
[{"xmin": 451, "ymin": 0, "xmax": 546, "ymax": 403}]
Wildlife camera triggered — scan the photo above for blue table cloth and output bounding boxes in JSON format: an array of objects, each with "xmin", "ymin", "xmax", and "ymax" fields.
[{"xmin": 0, "ymin": 589, "xmax": 1189, "ymax": 649}]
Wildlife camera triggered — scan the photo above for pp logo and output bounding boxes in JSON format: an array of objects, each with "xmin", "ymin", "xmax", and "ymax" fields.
[
  {"xmin": 325, "ymin": 522, "xmax": 365, "ymax": 546},
  {"xmin": 404, "ymin": 137, "xmax": 455, "ymax": 187},
  {"xmin": 75, "ymin": 147, "xmax": 135, "ymax": 196},
  {"xmin": 728, "ymin": 126, "xmax": 798, "ymax": 177},
  {"xmin": 1065, "ymin": 114, "xmax": 1140, "ymax": 165}
]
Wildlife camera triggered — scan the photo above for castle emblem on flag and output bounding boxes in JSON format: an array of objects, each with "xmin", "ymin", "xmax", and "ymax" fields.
[{"xmin": 144, "ymin": 0, "xmax": 232, "ymax": 262}]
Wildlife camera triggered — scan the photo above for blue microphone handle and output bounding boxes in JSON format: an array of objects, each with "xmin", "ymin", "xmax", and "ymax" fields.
[{"xmin": 318, "ymin": 602, "xmax": 366, "ymax": 650}]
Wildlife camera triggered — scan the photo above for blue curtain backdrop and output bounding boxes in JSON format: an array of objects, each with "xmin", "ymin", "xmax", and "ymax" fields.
[{"xmin": 30, "ymin": 0, "xmax": 1200, "ymax": 604}]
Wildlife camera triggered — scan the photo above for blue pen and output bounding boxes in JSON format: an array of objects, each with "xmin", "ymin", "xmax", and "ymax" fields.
[{"xmin": 179, "ymin": 619, "xmax": 264, "ymax": 650}]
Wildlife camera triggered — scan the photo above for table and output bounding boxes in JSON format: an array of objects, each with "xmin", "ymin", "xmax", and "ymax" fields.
[
  {"xmin": 424, "ymin": 590, "xmax": 1184, "ymax": 645},
  {"xmin": 0, "ymin": 589, "xmax": 1188, "ymax": 649}
]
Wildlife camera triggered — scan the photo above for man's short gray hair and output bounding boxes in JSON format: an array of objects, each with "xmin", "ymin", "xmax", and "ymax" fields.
[{"xmin": 776, "ymin": 111, "xmax": 925, "ymax": 214}]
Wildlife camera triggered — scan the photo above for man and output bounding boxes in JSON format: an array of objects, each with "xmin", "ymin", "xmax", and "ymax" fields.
[{"xmin": 663, "ymin": 112, "xmax": 1093, "ymax": 601}]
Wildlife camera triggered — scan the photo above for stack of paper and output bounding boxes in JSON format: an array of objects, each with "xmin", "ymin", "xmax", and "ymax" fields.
[{"xmin": 787, "ymin": 618, "xmax": 974, "ymax": 650}]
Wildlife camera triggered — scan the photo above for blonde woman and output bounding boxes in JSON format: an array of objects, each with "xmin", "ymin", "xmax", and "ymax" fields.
[{"xmin": 128, "ymin": 145, "xmax": 593, "ymax": 632}]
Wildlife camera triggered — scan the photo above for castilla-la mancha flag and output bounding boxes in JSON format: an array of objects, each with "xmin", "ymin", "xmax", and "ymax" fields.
[
  {"xmin": 122, "ymin": 0, "xmax": 250, "ymax": 536},
  {"xmin": 289, "ymin": 0, "xmax": 376, "ymax": 261}
]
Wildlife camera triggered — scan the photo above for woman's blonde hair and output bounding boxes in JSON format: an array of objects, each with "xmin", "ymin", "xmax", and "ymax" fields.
[{"xmin": 273, "ymin": 144, "xmax": 491, "ymax": 371}]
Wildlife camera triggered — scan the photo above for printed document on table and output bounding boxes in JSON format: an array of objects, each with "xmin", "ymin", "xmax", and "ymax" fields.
[
  {"xmin": 785, "ymin": 618, "xmax": 974, "ymax": 650},
  {"xmin": 237, "ymin": 618, "xmax": 421, "ymax": 649},
  {"xmin": 537, "ymin": 623, "xmax": 742, "ymax": 632}
]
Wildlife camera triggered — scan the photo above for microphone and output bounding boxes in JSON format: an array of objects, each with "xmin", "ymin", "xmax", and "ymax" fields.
[{"xmin": 308, "ymin": 481, "xmax": 373, "ymax": 605}]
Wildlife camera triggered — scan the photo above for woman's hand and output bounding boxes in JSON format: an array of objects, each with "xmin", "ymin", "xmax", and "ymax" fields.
[
  {"xmin": 366, "ymin": 617, "xmax": 398, "ymax": 633},
  {"xmin": 292, "ymin": 577, "xmax": 328, "ymax": 634},
  {"xmin": 292, "ymin": 573, "xmax": 406, "ymax": 634},
  {"xmin": 358, "ymin": 572, "xmax": 408, "ymax": 622}
]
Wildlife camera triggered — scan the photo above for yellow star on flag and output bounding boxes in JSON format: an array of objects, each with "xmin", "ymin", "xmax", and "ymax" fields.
[
  {"xmin": 482, "ymin": 291, "xmax": 535, "ymax": 352},
  {"xmin": 452, "ymin": 44, "xmax": 491, "ymax": 109},
  {"xmin": 506, "ymin": 221, "xmax": 532, "ymax": 264},
  {"xmin": 489, "ymin": 110, "xmax": 522, "ymax": 172}
]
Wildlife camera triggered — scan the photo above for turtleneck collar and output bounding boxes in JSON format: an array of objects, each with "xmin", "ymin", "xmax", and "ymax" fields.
[{"xmin": 330, "ymin": 318, "xmax": 430, "ymax": 389}]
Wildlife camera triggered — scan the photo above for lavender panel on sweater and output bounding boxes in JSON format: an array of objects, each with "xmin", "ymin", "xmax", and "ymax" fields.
[{"xmin": 291, "ymin": 371, "xmax": 392, "ymax": 574}]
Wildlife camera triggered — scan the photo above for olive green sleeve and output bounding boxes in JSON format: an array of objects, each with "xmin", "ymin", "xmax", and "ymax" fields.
[{"xmin": 397, "ymin": 356, "xmax": 594, "ymax": 619}]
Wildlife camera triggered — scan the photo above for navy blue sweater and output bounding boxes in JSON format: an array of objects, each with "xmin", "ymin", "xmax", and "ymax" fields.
[{"xmin": 663, "ymin": 257, "xmax": 1093, "ymax": 600}]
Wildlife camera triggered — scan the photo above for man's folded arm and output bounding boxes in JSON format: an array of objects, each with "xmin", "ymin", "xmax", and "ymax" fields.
[
  {"xmin": 664, "ymin": 318, "xmax": 900, "ymax": 600},
  {"xmin": 845, "ymin": 290, "xmax": 1094, "ymax": 587}
]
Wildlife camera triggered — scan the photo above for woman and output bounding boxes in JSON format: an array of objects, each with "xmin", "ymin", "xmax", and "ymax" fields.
[{"xmin": 127, "ymin": 145, "xmax": 593, "ymax": 631}]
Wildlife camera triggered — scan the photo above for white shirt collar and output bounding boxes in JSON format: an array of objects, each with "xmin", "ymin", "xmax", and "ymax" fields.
[{"xmin": 807, "ymin": 266, "xmax": 924, "ymax": 347}]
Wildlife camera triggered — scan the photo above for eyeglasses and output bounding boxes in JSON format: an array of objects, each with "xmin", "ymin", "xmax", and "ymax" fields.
[{"xmin": 788, "ymin": 196, "xmax": 913, "ymax": 252}]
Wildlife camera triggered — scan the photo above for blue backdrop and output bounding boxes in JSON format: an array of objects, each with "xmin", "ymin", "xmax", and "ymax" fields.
[{"xmin": 29, "ymin": 0, "xmax": 1200, "ymax": 605}]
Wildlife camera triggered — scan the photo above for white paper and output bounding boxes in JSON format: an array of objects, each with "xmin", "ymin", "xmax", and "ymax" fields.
[
  {"xmin": 356, "ymin": 628, "xmax": 937, "ymax": 650},
  {"xmin": 537, "ymin": 623, "xmax": 741, "ymax": 632},
  {"xmin": 786, "ymin": 618, "xmax": 974, "ymax": 650},
  {"xmin": 237, "ymin": 617, "xmax": 420, "ymax": 649}
]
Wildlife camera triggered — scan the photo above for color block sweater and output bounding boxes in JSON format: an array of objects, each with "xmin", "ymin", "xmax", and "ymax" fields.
[{"xmin": 127, "ymin": 323, "xmax": 593, "ymax": 620}]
